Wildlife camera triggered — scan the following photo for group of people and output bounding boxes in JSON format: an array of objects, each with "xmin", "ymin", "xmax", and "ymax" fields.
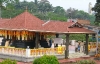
[{"xmin": 75, "ymin": 41, "xmax": 85, "ymax": 53}]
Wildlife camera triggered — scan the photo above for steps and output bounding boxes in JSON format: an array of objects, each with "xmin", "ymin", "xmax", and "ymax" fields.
[{"xmin": 68, "ymin": 52, "xmax": 87, "ymax": 58}]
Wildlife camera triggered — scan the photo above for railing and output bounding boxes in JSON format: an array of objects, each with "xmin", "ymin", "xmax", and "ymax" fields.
[
  {"xmin": 0, "ymin": 46, "xmax": 26, "ymax": 56},
  {"xmin": 0, "ymin": 46, "xmax": 66, "ymax": 57},
  {"xmin": 90, "ymin": 43, "xmax": 96, "ymax": 49},
  {"xmin": 30, "ymin": 47, "xmax": 66, "ymax": 57}
]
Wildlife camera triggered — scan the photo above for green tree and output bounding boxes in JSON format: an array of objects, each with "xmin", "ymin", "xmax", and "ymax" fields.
[
  {"xmin": 66, "ymin": 8, "xmax": 95, "ymax": 24},
  {"xmin": 66, "ymin": 8, "xmax": 78, "ymax": 19},
  {"xmin": 0, "ymin": 0, "xmax": 19, "ymax": 18},
  {"xmin": 92, "ymin": 0, "xmax": 100, "ymax": 25},
  {"xmin": 38, "ymin": 0, "xmax": 53, "ymax": 13},
  {"xmin": 47, "ymin": 12, "xmax": 67, "ymax": 21},
  {"xmin": 53, "ymin": 6, "xmax": 66, "ymax": 16}
]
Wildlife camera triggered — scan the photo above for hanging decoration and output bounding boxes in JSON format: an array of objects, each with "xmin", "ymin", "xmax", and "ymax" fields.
[
  {"xmin": 0, "ymin": 30, "xmax": 55, "ymax": 41},
  {"xmin": 16, "ymin": 31, "xmax": 21, "ymax": 40}
]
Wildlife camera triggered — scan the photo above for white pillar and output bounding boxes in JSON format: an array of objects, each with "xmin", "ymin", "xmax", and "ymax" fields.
[{"xmin": 26, "ymin": 46, "xmax": 30, "ymax": 57}]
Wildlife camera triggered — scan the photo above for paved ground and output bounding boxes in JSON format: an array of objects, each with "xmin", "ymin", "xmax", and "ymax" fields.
[
  {"xmin": 0, "ymin": 52, "xmax": 100, "ymax": 64},
  {"xmin": 0, "ymin": 56, "xmax": 100, "ymax": 64},
  {"xmin": 59, "ymin": 56, "xmax": 100, "ymax": 64}
]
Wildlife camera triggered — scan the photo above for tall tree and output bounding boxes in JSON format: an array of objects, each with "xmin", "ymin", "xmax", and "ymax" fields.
[
  {"xmin": 53, "ymin": 6, "xmax": 66, "ymax": 16},
  {"xmin": 92, "ymin": 0, "xmax": 100, "ymax": 25},
  {"xmin": 38, "ymin": 0, "xmax": 52, "ymax": 13},
  {"xmin": 0, "ymin": 0, "xmax": 19, "ymax": 18}
]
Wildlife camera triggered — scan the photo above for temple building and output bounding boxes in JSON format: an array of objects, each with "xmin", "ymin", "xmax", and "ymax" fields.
[{"xmin": 0, "ymin": 10, "xmax": 96, "ymax": 62}]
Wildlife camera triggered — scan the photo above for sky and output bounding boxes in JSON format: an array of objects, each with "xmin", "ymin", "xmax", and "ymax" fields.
[{"xmin": 20, "ymin": 0, "xmax": 96, "ymax": 13}]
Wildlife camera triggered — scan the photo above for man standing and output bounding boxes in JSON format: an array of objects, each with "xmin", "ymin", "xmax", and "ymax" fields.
[
  {"xmin": 75, "ymin": 41, "xmax": 79, "ymax": 52},
  {"xmin": 49, "ymin": 38, "xmax": 53, "ymax": 47}
]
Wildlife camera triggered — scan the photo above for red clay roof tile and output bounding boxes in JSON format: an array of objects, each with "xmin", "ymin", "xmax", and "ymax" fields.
[
  {"xmin": 0, "ymin": 12, "xmax": 95, "ymax": 34},
  {"xmin": 0, "ymin": 11, "xmax": 44, "ymax": 31},
  {"xmin": 42, "ymin": 21, "xmax": 95, "ymax": 34}
]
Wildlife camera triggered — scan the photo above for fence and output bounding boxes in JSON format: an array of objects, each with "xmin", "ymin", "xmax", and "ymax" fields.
[{"xmin": 0, "ymin": 46, "xmax": 66, "ymax": 57}]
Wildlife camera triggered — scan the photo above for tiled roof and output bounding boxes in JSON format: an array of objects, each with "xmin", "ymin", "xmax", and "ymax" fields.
[
  {"xmin": 0, "ymin": 18, "xmax": 10, "ymax": 23},
  {"xmin": 42, "ymin": 21, "xmax": 95, "ymax": 34},
  {"xmin": 0, "ymin": 11, "xmax": 44, "ymax": 31},
  {"xmin": 0, "ymin": 11, "xmax": 95, "ymax": 34},
  {"xmin": 42, "ymin": 21, "xmax": 72, "ymax": 32}
]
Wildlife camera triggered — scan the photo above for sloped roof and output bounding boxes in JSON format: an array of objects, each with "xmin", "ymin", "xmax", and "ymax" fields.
[
  {"xmin": 42, "ymin": 21, "xmax": 72, "ymax": 32},
  {"xmin": 0, "ymin": 11, "xmax": 44, "ymax": 31},
  {"xmin": 0, "ymin": 18, "xmax": 10, "ymax": 23},
  {"xmin": 0, "ymin": 12, "xmax": 95, "ymax": 34},
  {"xmin": 42, "ymin": 21, "xmax": 95, "ymax": 34}
]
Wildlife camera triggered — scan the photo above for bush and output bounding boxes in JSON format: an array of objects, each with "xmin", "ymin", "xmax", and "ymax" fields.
[
  {"xmin": 76, "ymin": 60, "xmax": 96, "ymax": 64},
  {"xmin": 0, "ymin": 59, "xmax": 17, "ymax": 64},
  {"xmin": 33, "ymin": 55, "xmax": 59, "ymax": 64}
]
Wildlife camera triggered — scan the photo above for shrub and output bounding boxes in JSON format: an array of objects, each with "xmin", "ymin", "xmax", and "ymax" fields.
[
  {"xmin": 0, "ymin": 59, "xmax": 17, "ymax": 64},
  {"xmin": 33, "ymin": 55, "xmax": 59, "ymax": 64},
  {"xmin": 76, "ymin": 60, "xmax": 96, "ymax": 64}
]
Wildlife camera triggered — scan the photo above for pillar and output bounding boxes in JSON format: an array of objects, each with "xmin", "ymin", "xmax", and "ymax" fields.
[
  {"xmin": 26, "ymin": 46, "xmax": 30, "ymax": 57},
  {"xmin": 65, "ymin": 34, "xmax": 69, "ymax": 59},
  {"xmin": 85, "ymin": 34, "xmax": 89, "ymax": 55},
  {"xmin": 35, "ymin": 32, "xmax": 39, "ymax": 48}
]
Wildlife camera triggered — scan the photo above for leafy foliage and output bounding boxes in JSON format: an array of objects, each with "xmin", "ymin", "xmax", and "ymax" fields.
[
  {"xmin": 0, "ymin": 0, "xmax": 95, "ymax": 22},
  {"xmin": 92, "ymin": 0, "xmax": 100, "ymax": 25},
  {"xmin": 76, "ymin": 60, "xmax": 96, "ymax": 64},
  {"xmin": 66, "ymin": 8, "xmax": 95, "ymax": 23},
  {"xmin": 0, "ymin": 59, "xmax": 17, "ymax": 64},
  {"xmin": 61, "ymin": 34, "xmax": 86, "ymax": 41},
  {"xmin": 33, "ymin": 55, "xmax": 59, "ymax": 64},
  {"xmin": 69, "ymin": 34, "xmax": 85, "ymax": 41}
]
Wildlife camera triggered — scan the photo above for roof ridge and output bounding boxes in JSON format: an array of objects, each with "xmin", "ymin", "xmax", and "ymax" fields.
[
  {"xmin": 42, "ymin": 19, "xmax": 50, "ymax": 26},
  {"xmin": 24, "ymin": 11, "xmax": 27, "ymax": 29}
]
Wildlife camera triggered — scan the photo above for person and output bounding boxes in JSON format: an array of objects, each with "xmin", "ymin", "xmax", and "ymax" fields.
[
  {"xmin": 1, "ymin": 37, "xmax": 6, "ymax": 46},
  {"xmin": 46, "ymin": 38, "xmax": 50, "ymax": 46},
  {"xmin": 49, "ymin": 38, "xmax": 53, "ymax": 47},
  {"xmin": 80, "ymin": 41, "xmax": 84, "ymax": 52},
  {"xmin": 44, "ymin": 38, "xmax": 50, "ymax": 48},
  {"xmin": 55, "ymin": 44, "xmax": 58, "ymax": 47},
  {"xmin": 77, "ymin": 43, "xmax": 80, "ymax": 52},
  {"xmin": 75, "ymin": 41, "xmax": 79, "ymax": 52},
  {"xmin": 38, "ymin": 41, "xmax": 41, "ymax": 48},
  {"xmin": 51, "ymin": 40, "xmax": 54, "ymax": 48}
]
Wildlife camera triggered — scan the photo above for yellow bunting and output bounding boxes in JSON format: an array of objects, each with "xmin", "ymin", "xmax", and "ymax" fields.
[
  {"xmin": 13, "ymin": 31, "xmax": 16, "ymax": 36},
  {"xmin": 16, "ymin": 31, "xmax": 20, "ymax": 40},
  {"xmin": 0, "ymin": 30, "xmax": 2, "ymax": 36},
  {"xmin": 4, "ymin": 31, "xmax": 7, "ymax": 39},
  {"xmin": 21, "ymin": 31, "xmax": 25, "ymax": 40},
  {"xmin": 2, "ymin": 30, "xmax": 5, "ymax": 36}
]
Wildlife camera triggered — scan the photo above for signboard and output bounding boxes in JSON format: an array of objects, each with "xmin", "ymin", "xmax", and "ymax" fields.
[{"xmin": 54, "ymin": 38, "xmax": 63, "ymax": 44}]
